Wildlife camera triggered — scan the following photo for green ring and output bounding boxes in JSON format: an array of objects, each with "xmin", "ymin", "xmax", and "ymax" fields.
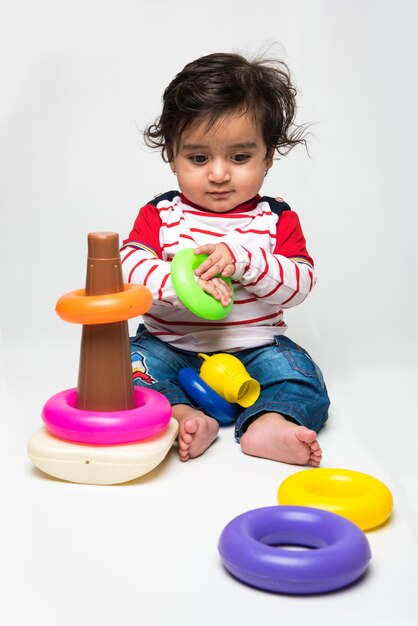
[{"xmin": 170, "ymin": 248, "xmax": 234, "ymax": 320}]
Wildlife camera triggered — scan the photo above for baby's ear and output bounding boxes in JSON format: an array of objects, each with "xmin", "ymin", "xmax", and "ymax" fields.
[
  {"xmin": 265, "ymin": 148, "xmax": 275, "ymax": 169},
  {"xmin": 167, "ymin": 145, "xmax": 174, "ymax": 164}
]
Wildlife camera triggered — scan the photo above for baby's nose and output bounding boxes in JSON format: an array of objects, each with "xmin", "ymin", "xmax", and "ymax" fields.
[{"xmin": 208, "ymin": 160, "xmax": 231, "ymax": 183}]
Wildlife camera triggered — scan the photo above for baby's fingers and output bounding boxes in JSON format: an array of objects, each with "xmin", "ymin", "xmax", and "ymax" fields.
[
  {"xmin": 194, "ymin": 243, "xmax": 233, "ymax": 280},
  {"xmin": 194, "ymin": 256, "xmax": 216, "ymax": 278},
  {"xmin": 194, "ymin": 244, "xmax": 216, "ymax": 275},
  {"xmin": 221, "ymin": 263, "xmax": 235, "ymax": 277},
  {"xmin": 211, "ymin": 277, "xmax": 232, "ymax": 306},
  {"xmin": 198, "ymin": 277, "xmax": 232, "ymax": 306},
  {"xmin": 194, "ymin": 244, "xmax": 215, "ymax": 256}
]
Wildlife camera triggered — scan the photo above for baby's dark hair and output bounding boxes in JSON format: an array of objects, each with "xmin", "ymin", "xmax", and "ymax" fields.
[{"xmin": 144, "ymin": 51, "xmax": 307, "ymax": 162}]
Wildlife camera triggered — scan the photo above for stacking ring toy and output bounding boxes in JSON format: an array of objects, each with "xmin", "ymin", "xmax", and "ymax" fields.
[
  {"xmin": 178, "ymin": 367, "xmax": 238, "ymax": 425},
  {"xmin": 56, "ymin": 284, "xmax": 153, "ymax": 324},
  {"xmin": 42, "ymin": 386, "xmax": 172, "ymax": 444},
  {"xmin": 170, "ymin": 248, "xmax": 233, "ymax": 320},
  {"xmin": 277, "ymin": 468, "xmax": 393, "ymax": 531},
  {"xmin": 218, "ymin": 506, "xmax": 371, "ymax": 594}
]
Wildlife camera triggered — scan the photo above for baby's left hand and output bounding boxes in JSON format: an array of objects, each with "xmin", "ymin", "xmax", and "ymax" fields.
[
  {"xmin": 194, "ymin": 243, "xmax": 234, "ymax": 281},
  {"xmin": 197, "ymin": 275, "xmax": 233, "ymax": 307}
]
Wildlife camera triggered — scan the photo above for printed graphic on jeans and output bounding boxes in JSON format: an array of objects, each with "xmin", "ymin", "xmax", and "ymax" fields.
[{"xmin": 131, "ymin": 351, "xmax": 155, "ymax": 384}]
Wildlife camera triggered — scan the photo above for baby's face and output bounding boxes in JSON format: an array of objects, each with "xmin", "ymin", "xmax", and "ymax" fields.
[{"xmin": 170, "ymin": 111, "xmax": 272, "ymax": 213}]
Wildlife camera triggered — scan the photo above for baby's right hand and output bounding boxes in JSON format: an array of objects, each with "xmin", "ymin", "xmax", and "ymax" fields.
[{"xmin": 197, "ymin": 276, "xmax": 233, "ymax": 307}]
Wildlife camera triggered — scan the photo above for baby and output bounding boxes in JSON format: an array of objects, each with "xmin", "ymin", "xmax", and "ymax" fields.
[{"xmin": 121, "ymin": 52, "xmax": 330, "ymax": 466}]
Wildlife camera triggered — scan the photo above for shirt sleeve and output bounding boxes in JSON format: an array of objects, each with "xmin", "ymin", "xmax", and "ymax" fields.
[
  {"xmin": 120, "ymin": 203, "xmax": 185, "ymax": 307},
  {"xmin": 224, "ymin": 211, "xmax": 316, "ymax": 308}
]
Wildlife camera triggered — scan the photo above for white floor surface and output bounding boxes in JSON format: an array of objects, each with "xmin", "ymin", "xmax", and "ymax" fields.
[
  {"xmin": 2, "ymin": 2, "xmax": 418, "ymax": 624},
  {"xmin": 1, "ymin": 332, "xmax": 418, "ymax": 626}
]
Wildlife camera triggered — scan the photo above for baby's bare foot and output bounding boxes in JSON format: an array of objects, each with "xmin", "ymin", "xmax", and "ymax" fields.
[
  {"xmin": 172, "ymin": 404, "xmax": 219, "ymax": 461},
  {"xmin": 240, "ymin": 412, "xmax": 322, "ymax": 467}
]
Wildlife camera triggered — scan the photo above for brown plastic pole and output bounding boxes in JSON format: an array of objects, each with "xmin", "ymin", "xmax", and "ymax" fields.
[{"xmin": 76, "ymin": 232, "xmax": 135, "ymax": 411}]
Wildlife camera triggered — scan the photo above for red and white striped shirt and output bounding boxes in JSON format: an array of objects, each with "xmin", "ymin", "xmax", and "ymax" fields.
[{"xmin": 121, "ymin": 191, "xmax": 315, "ymax": 352}]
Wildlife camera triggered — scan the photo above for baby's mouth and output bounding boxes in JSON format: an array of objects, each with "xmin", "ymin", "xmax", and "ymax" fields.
[{"xmin": 209, "ymin": 190, "xmax": 232, "ymax": 197}]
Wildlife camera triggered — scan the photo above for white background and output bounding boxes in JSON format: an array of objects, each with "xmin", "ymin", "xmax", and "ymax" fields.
[{"xmin": 1, "ymin": 1, "xmax": 418, "ymax": 625}]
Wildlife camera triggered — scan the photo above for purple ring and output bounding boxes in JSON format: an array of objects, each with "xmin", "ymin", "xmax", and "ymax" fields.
[{"xmin": 218, "ymin": 506, "xmax": 371, "ymax": 594}]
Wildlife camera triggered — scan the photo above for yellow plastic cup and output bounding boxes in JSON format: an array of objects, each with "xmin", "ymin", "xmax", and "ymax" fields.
[{"xmin": 198, "ymin": 353, "xmax": 260, "ymax": 407}]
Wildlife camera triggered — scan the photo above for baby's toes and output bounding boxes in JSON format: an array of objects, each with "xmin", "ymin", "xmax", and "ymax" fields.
[
  {"xmin": 183, "ymin": 418, "xmax": 199, "ymax": 435},
  {"xmin": 310, "ymin": 449, "xmax": 322, "ymax": 466},
  {"xmin": 309, "ymin": 438, "xmax": 321, "ymax": 451},
  {"xmin": 181, "ymin": 432, "xmax": 193, "ymax": 445},
  {"xmin": 178, "ymin": 437, "xmax": 189, "ymax": 451}
]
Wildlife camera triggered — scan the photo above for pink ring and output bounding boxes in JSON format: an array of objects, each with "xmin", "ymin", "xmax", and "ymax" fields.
[{"xmin": 42, "ymin": 387, "xmax": 172, "ymax": 444}]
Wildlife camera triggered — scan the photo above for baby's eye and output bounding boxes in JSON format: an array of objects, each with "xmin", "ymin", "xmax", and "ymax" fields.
[
  {"xmin": 232, "ymin": 153, "xmax": 250, "ymax": 163},
  {"xmin": 189, "ymin": 155, "xmax": 208, "ymax": 164}
]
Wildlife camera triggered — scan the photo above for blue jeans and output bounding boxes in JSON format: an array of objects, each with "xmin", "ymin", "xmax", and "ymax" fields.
[{"xmin": 130, "ymin": 325, "xmax": 330, "ymax": 441}]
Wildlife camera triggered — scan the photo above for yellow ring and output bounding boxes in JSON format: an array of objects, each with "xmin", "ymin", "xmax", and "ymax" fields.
[
  {"xmin": 277, "ymin": 468, "xmax": 393, "ymax": 531},
  {"xmin": 55, "ymin": 284, "xmax": 153, "ymax": 324}
]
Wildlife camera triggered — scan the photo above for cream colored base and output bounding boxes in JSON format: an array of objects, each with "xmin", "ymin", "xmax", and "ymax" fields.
[{"xmin": 28, "ymin": 419, "xmax": 178, "ymax": 485}]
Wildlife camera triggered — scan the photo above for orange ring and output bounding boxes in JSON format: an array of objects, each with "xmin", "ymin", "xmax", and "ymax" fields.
[{"xmin": 55, "ymin": 284, "xmax": 153, "ymax": 324}]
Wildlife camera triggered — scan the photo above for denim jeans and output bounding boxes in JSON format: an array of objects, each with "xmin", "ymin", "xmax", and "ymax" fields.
[{"xmin": 130, "ymin": 325, "xmax": 330, "ymax": 441}]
